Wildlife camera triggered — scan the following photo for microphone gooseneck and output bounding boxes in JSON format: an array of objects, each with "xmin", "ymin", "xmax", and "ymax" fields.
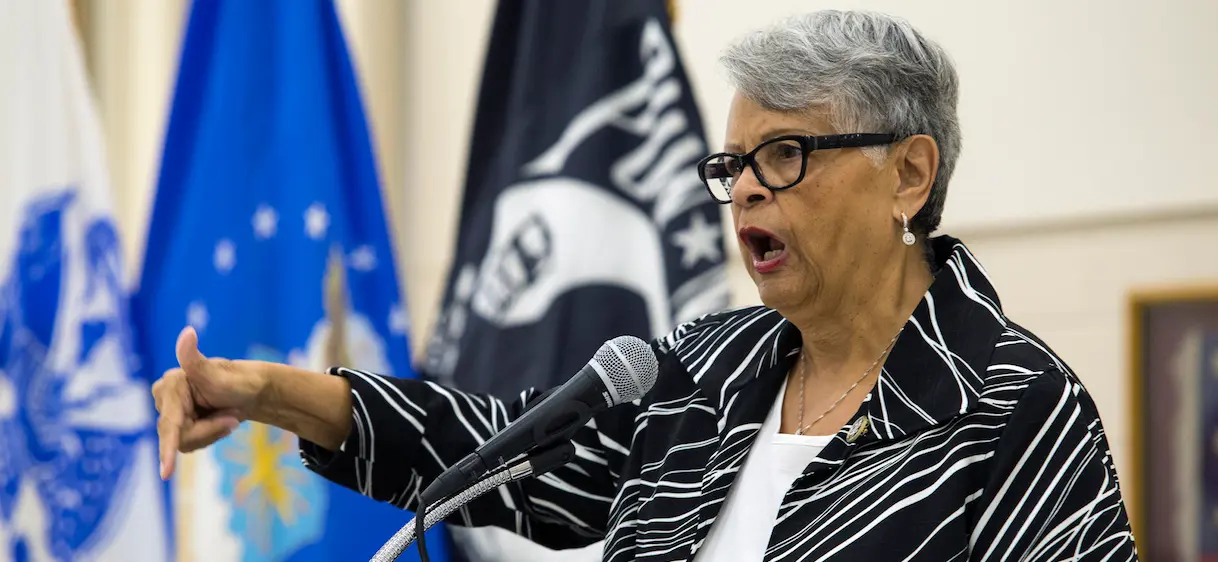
[{"xmin": 372, "ymin": 441, "xmax": 578, "ymax": 562}]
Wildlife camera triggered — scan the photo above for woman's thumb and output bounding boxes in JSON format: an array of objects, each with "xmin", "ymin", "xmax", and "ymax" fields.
[{"xmin": 175, "ymin": 326, "xmax": 208, "ymax": 373}]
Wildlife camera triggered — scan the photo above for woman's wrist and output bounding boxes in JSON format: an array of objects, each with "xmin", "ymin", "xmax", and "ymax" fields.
[
  {"xmin": 249, "ymin": 360, "xmax": 287, "ymax": 425},
  {"xmin": 252, "ymin": 361, "xmax": 353, "ymax": 451}
]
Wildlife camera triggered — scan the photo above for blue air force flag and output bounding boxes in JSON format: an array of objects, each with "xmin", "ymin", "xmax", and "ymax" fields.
[
  {"xmin": 0, "ymin": 1, "xmax": 170, "ymax": 560},
  {"xmin": 419, "ymin": 0, "xmax": 728, "ymax": 560},
  {"xmin": 130, "ymin": 1, "xmax": 448, "ymax": 560}
]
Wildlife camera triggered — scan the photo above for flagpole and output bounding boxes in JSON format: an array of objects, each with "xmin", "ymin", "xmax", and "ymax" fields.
[{"xmin": 175, "ymin": 455, "xmax": 198, "ymax": 562}]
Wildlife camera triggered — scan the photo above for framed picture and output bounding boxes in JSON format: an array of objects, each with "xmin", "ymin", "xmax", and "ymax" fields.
[{"xmin": 1130, "ymin": 285, "xmax": 1218, "ymax": 561}]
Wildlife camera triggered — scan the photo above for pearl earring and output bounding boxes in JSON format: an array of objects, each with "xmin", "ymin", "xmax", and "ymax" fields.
[{"xmin": 901, "ymin": 213, "xmax": 916, "ymax": 246}]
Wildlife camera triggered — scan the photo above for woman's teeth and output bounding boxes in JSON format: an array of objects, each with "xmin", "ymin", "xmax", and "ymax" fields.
[{"xmin": 762, "ymin": 249, "xmax": 782, "ymax": 261}]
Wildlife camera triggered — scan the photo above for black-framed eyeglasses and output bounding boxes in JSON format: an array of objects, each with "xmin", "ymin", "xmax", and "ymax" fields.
[{"xmin": 696, "ymin": 133, "xmax": 899, "ymax": 203}]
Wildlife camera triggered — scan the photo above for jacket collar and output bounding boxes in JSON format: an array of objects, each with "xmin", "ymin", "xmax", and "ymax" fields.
[
  {"xmin": 681, "ymin": 235, "xmax": 1007, "ymax": 444},
  {"xmin": 861, "ymin": 235, "xmax": 1005, "ymax": 440}
]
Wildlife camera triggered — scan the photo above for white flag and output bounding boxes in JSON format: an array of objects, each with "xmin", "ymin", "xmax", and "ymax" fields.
[{"xmin": 0, "ymin": 1, "xmax": 170, "ymax": 560}]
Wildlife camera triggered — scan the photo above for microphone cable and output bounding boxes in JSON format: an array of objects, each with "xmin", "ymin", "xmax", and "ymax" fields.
[
  {"xmin": 371, "ymin": 441, "xmax": 575, "ymax": 562},
  {"xmin": 373, "ymin": 462, "xmax": 520, "ymax": 562}
]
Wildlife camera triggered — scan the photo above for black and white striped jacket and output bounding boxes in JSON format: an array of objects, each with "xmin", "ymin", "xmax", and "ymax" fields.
[{"xmin": 301, "ymin": 236, "xmax": 1138, "ymax": 560}]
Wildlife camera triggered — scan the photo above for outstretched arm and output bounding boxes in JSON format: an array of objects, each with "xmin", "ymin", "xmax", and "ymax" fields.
[
  {"xmin": 152, "ymin": 327, "xmax": 640, "ymax": 550},
  {"xmin": 152, "ymin": 327, "xmax": 353, "ymax": 478},
  {"xmin": 297, "ymin": 366, "xmax": 639, "ymax": 550}
]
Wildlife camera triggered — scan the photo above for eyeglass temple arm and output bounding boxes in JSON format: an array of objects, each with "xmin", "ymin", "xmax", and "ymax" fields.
[{"xmin": 813, "ymin": 133, "xmax": 898, "ymax": 150}]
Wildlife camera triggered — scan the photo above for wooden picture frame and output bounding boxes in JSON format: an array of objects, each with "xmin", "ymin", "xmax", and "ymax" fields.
[{"xmin": 1129, "ymin": 284, "xmax": 1218, "ymax": 560}]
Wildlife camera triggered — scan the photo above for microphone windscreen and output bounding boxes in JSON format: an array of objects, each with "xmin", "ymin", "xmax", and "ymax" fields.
[{"xmin": 594, "ymin": 335, "xmax": 659, "ymax": 406}]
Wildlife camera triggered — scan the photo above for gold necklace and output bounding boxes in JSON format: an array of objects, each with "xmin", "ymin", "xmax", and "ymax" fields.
[{"xmin": 794, "ymin": 329, "xmax": 903, "ymax": 436}]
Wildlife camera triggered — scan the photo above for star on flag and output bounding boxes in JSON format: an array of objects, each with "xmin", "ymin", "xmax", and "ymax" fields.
[
  {"xmin": 253, "ymin": 204, "xmax": 278, "ymax": 239},
  {"xmin": 305, "ymin": 203, "xmax": 329, "ymax": 240},
  {"xmin": 671, "ymin": 212, "xmax": 722, "ymax": 268},
  {"xmin": 214, "ymin": 239, "xmax": 236, "ymax": 274}
]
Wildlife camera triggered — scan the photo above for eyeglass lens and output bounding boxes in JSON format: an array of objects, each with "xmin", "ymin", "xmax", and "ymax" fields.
[{"xmin": 701, "ymin": 138, "xmax": 805, "ymax": 202}]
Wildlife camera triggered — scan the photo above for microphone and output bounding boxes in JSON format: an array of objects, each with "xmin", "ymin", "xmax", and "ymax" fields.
[{"xmin": 419, "ymin": 335, "xmax": 659, "ymax": 507}]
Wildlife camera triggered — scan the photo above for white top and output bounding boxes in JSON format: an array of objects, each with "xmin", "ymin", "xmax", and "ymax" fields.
[{"xmin": 697, "ymin": 380, "xmax": 834, "ymax": 561}]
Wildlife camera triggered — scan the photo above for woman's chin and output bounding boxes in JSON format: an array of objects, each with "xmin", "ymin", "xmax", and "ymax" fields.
[{"xmin": 752, "ymin": 275, "xmax": 807, "ymax": 311}]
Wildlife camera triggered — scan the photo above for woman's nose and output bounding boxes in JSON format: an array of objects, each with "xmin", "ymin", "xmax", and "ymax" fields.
[{"xmin": 730, "ymin": 166, "xmax": 772, "ymax": 207}]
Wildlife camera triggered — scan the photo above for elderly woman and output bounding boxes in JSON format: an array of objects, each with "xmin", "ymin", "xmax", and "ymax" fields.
[{"xmin": 153, "ymin": 10, "xmax": 1137, "ymax": 561}]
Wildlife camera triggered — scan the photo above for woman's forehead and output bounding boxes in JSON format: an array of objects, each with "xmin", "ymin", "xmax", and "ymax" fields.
[{"xmin": 723, "ymin": 96, "xmax": 834, "ymax": 151}]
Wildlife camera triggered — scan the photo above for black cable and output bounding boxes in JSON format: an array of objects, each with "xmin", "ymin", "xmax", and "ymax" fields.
[
  {"xmin": 410, "ymin": 443, "xmax": 574, "ymax": 562},
  {"xmin": 415, "ymin": 500, "xmax": 429, "ymax": 562}
]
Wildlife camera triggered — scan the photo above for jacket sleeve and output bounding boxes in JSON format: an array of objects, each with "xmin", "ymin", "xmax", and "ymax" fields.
[
  {"xmin": 298, "ymin": 365, "xmax": 641, "ymax": 550},
  {"xmin": 969, "ymin": 369, "xmax": 1138, "ymax": 561}
]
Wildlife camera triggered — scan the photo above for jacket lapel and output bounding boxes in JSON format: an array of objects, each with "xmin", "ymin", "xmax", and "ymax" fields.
[
  {"xmin": 668, "ymin": 309, "xmax": 795, "ymax": 553},
  {"xmin": 863, "ymin": 237, "xmax": 1005, "ymax": 442}
]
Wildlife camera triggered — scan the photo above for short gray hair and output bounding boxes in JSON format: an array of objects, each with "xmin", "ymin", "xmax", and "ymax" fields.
[{"xmin": 721, "ymin": 10, "xmax": 961, "ymax": 236}]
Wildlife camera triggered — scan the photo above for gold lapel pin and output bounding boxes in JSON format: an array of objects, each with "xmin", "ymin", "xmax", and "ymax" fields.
[{"xmin": 846, "ymin": 416, "xmax": 870, "ymax": 443}]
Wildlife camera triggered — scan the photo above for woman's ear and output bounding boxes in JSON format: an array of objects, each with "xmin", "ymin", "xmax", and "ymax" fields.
[{"xmin": 892, "ymin": 134, "xmax": 938, "ymax": 220}]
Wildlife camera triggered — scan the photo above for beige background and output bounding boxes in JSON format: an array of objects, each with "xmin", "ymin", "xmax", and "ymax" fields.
[{"xmin": 70, "ymin": 0, "xmax": 1218, "ymax": 540}]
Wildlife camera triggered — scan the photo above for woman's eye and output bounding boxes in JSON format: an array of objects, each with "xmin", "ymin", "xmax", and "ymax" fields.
[{"xmin": 777, "ymin": 145, "xmax": 802, "ymax": 159}]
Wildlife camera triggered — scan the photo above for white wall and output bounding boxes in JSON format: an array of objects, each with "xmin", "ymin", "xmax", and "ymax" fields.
[
  {"xmin": 391, "ymin": 0, "xmax": 498, "ymax": 349},
  {"xmin": 72, "ymin": 0, "xmax": 188, "ymax": 279},
  {"xmin": 73, "ymin": 0, "xmax": 1218, "ymax": 539},
  {"xmin": 676, "ymin": 0, "xmax": 1218, "ymax": 232}
]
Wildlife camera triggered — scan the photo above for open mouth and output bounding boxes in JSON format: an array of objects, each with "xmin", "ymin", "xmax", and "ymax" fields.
[{"xmin": 739, "ymin": 227, "xmax": 788, "ymax": 270}]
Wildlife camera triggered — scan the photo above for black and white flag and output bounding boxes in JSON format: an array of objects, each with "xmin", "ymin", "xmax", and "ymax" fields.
[
  {"xmin": 420, "ymin": 1, "xmax": 728, "ymax": 556},
  {"xmin": 423, "ymin": 0, "xmax": 727, "ymax": 399}
]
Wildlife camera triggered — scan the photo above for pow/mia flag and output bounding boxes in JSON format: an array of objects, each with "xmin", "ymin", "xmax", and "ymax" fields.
[
  {"xmin": 420, "ymin": 1, "xmax": 728, "ymax": 557},
  {"xmin": 423, "ymin": 0, "xmax": 727, "ymax": 401}
]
